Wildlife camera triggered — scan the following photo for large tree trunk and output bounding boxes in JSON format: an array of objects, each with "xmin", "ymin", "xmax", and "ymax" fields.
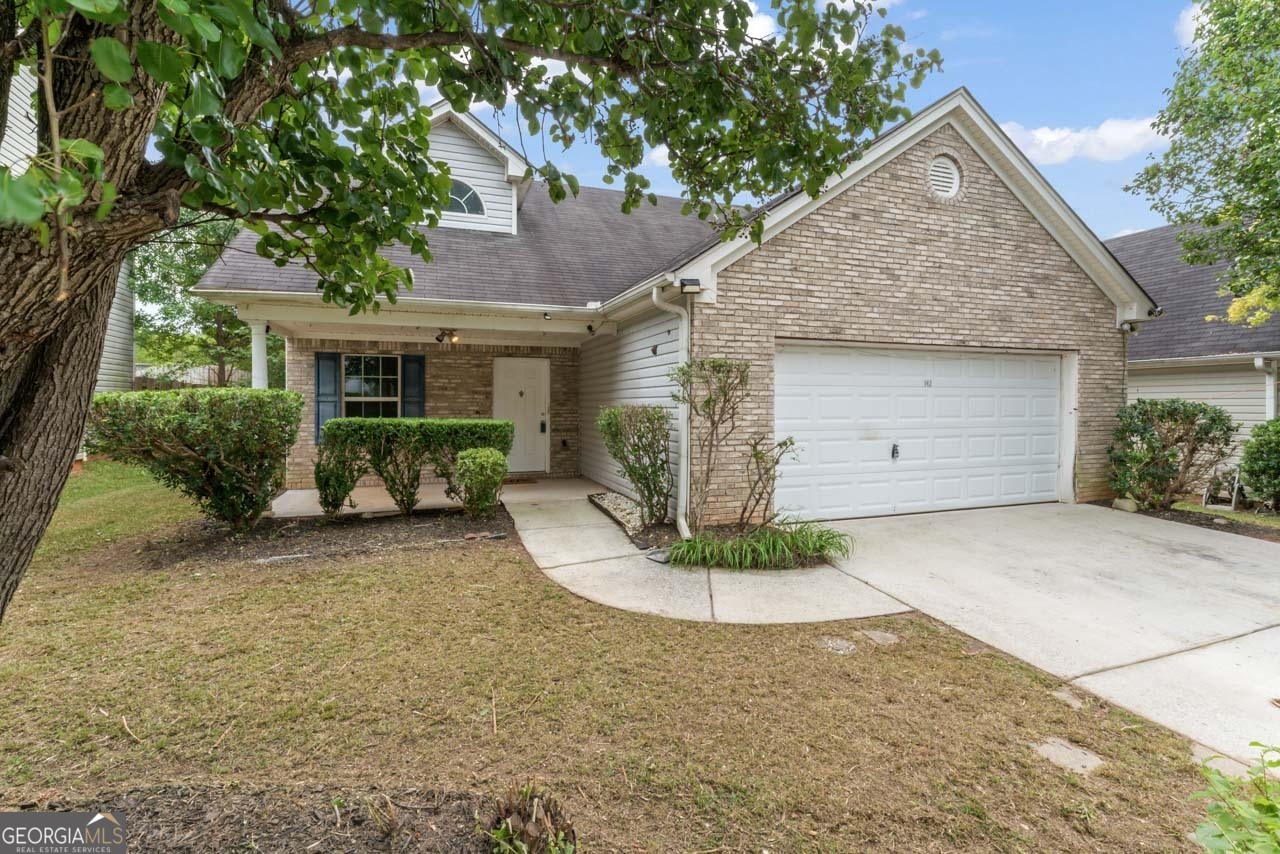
[{"xmin": 0, "ymin": 253, "xmax": 123, "ymax": 619}]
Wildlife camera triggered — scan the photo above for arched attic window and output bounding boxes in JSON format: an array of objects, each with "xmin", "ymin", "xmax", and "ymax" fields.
[{"xmin": 446, "ymin": 179, "xmax": 485, "ymax": 216}]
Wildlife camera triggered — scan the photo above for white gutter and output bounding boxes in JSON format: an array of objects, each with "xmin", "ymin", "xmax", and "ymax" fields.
[
  {"xmin": 194, "ymin": 287, "xmax": 601, "ymax": 318},
  {"xmin": 650, "ymin": 278, "xmax": 692, "ymax": 539},
  {"xmin": 1129, "ymin": 351, "xmax": 1280, "ymax": 370}
]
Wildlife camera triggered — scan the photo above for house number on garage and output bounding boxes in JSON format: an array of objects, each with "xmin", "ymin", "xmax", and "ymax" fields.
[{"xmin": 923, "ymin": 379, "xmax": 932, "ymax": 387}]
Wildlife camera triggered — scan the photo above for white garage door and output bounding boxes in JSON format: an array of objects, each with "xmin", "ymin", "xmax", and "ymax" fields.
[{"xmin": 775, "ymin": 345, "xmax": 1062, "ymax": 520}]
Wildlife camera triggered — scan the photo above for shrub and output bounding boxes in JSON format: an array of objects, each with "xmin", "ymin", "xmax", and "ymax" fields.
[
  {"xmin": 1107, "ymin": 399, "xmax": 1237, "ymax": 510},
  {"xmin": 596, "ymin": 404, "xmax": 673, "ymax": 527},
  {"xmin": 1193, "ymin": 742, "xmax": 1280, "ymax": 851},
  {"xmin": 86, "ymin": 388, "xmax": 303, "ymax": 532},
  {"xmin": 314, "ymin": 434, "xmax": 367, "ymax": 517},
  {"xmin": 321, "ymin": 418, "xmax": 514, "ymax": 516},
  {"xmin": 455, "ymin": 447, "xmax": 508, "ymax": 517},
  {"xmin": 740, "ymin": 434, "xmax": 796, "ymax": 530},
  {"xmin": 668, "ymin": 520, "xmax": 851, "ymax": 570},
  {"xmin": 1240, "ymin": 419, "xmax": 1280, "ymax": 511}
]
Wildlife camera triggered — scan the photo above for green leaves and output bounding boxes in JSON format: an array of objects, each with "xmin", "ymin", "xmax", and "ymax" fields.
[
  {"xmin": 138, "ymin": 41, "xmax": 186, "ymax": 85},
  {"xmin": 0, "ymin": 170, "xmax": 47, "ymax": 226},
  {"xmin": 102, "ymin": 83, "xmax": 135, "ymax": 110},
  {"xmin": 89, "ymin": 37, "xmax": 133, "ymax": 83}
]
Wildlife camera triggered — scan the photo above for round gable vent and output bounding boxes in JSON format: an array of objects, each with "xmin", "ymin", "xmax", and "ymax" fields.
[{"xmin": 928, "ymin": 155, "xmax": 961, "ymax": 199}]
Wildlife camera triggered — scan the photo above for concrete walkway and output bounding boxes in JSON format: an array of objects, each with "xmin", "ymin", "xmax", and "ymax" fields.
[
  {"xmin": 830, "ymin": 503, "xmax": 1280, "ymax": 765},
  {"xmin": 509, "ymin": 498, "xmax": 908, "ymax": 624}
]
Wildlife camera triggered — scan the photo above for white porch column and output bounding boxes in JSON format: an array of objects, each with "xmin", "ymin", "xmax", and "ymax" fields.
[
  {"xmin": 1260, "ymin": 358, "xmax": 1278, "ymax": 420},
  {"xmin": 249, "ymin": 321, "xmax": 269, "ymax": 389}
]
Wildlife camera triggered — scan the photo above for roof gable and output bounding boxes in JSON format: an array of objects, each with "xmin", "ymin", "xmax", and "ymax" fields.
[{"xmin": 661, "ymin": 88, "xmax": 1156, "ymax": 327}]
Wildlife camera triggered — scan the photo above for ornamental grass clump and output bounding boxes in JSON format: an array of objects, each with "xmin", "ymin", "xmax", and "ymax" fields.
[
  {"xmin": 669, "ymin": 520, "xmax": 851, "ymax": 571},
  {"xmin": 86, "ymin": 388, "xmax": 303, "ymax": 532}
]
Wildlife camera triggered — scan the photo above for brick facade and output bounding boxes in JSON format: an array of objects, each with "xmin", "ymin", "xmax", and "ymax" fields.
[
  {"xmin": 689, "ymin": 125, "xmax": 1127, "ymax": 525},
  {"xmin": 283, "ymin": 337, "xmax": 579, "ymax": 489}
]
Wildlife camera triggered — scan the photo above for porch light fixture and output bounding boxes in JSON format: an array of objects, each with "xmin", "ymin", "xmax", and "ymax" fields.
[
  {"xmin": 436, "ymin": 329, "xmax": 459, "ymax": 344},
  {"xmin": 679, "ymin": 278, "xmax": 702, "ymax": 294},
  {"xmin": 543, "ymin": 312, "xmax": 552, "ymax": 320},
  {"xmin": 587, "ymin": 324, "xmax": 595, "ymax": 336}
]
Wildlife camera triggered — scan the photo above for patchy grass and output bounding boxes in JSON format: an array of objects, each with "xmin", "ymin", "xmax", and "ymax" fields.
[
  {"xmin": 1174, "ymin": 500, "xmax": 1280, "ymax": 531},
  {"xmin": 33, "ymin": 461, "xmax": 199, "ymax": 570},
  {"xmin": 0, "ymin": 465, "xmax": 1208, "ymax": 851}
]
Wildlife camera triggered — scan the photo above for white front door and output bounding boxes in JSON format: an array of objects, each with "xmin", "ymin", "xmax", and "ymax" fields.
[
  {"xmin": 775, "ymin": 345, "xmax": 1062, "ymax": 520},
  {"xmin": 493, "ymin": 357, "xmax": 551, "ymax": 473}
]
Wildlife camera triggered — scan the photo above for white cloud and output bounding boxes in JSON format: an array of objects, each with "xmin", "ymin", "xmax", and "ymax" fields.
[
  {"xmin": 999, "ymin": 116, "xmax": 1165, "ymax": 165},
  {"xmin": 746, "ymin": 1, "xmax": 778, "ymax": 40},
  {"xmin": 1109, "ymin": 227, "xmax": 1145, "ymax": 239},
  {"xmin": 909, "ymin": 9, "xmax": 928, "ymax": 20},
  {"xmin": 1176, "ymin": 3, "xmax": 1203, "ymax": 47},
  {"xmin": 645, "ymin": 144, "xmax": 671, "ymax": 167}
]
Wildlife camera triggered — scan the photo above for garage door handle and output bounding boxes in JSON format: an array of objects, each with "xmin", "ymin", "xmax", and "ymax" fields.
[{"xmin": 891, "ymin": 442, "xmax": 899, "ymax": 460}]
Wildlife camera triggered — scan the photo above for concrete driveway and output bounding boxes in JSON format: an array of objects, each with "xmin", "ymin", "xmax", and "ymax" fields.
[{"xmin": 831, "ymin": 503, "xmax": 1280, "ymax": 764}]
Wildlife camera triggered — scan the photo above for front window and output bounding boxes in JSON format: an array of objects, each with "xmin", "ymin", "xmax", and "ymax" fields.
[
  {"xmin": 446, "ymin": 179, "xmax": 485, "ymax": 216},
  {"xmin": 343, "ymin": 355, "xmax": 400, "ymax": 417}
]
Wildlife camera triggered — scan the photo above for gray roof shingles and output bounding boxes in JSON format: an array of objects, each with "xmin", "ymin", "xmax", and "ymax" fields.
[
  {"xmin": 194, "ymin": 183, "xmax": 716, "ymax": 307},
  {"xmin": 1106, "ymin": 224, "xmax": 1280, "ymax": 361}
]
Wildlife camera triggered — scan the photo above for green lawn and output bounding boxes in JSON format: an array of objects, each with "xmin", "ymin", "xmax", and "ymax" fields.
[
  {"xmin": 1173, "ymin": 500, "xmax": 1280, "ymax": 530},
  {"xmin": 32, "ymin": 461, "xmax": 200, "ymax": 570},
  {"xmin": 0, "ymin": 464, "xmax": 1210, "ymax": 851}
]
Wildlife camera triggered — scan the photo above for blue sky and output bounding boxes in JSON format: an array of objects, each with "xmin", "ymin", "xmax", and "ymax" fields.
[{"xmin": 474, "ymin": 0, "xmax": 1197, "ymax": 241}]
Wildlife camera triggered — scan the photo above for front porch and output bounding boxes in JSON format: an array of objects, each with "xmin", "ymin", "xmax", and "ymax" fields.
[{"xmin": 270, "ymin": 476, "xmax": 603, "ymax": 519}]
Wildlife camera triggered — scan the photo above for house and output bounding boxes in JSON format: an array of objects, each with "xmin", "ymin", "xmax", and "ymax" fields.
[
  {"xmin": 194, "ymin": 88, "xmax": 1158, "ymax": 528},
  {"xmin": 1108, "ymin": 225, "xmax": 1279, "ymax": 455},
  {"xmin": 2, "ymin": 66, "xmax": 134, "ymax": 395}
]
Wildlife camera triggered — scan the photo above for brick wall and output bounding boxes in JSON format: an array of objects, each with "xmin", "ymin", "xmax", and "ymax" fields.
[
  {"xmin": 283, "ymin": 337, "xmax": 579, "ymax": 489},
  {"xmin": 690, "ymin": 125, "xmax": 1127, "ymax": 525}
]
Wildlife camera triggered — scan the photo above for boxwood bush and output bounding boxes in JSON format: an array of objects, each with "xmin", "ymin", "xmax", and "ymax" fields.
[
  {"xmin": 319, "ymin": 418, "xmax": 514, "ymax": 515},
  {"xmin": 596, "ymin": 404, "xmax": 672, "ymax": 528},
  {"xmin": 454, "ymin": 447, "xmax": 509, "ymax": 517},
  {"xmin": 86, "ymin": 388, "xmax": 303, "ymax": 532},
  {"xmin": 1107, "ymin": 399, "xmax": 1237, "ymax": 510},
  {"xmin": 1240, "ymin": 418, "xmax": 1280, "ymax": 511},
  {"xmin": 314, "ymin": 439, "xmax": 367, "ymax": 517}
]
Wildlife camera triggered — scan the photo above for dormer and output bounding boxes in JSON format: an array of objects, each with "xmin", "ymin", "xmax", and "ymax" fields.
[{"xmin": 428, "ymin": 102, "xmax": 532, "ymax": 235}]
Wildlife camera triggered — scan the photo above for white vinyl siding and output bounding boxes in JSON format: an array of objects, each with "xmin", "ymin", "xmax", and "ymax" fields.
[
  {"xmin": 579, "ymin": 309, "xmax": 680, "ymax": 505},
  {"xmin": 1127, "ymin": 363, "xmax": 1274, "ymax": 455},
  {"xmin": 1, "ymin": 66, "xmax": 38, "ymax": 173},
  {"xmin": 429, "ymin": 121, "xmax": 514, "ymax": 234},
  {"xmin": 95, "ymin": 260, "xmax": 134, "ymax": 392}
]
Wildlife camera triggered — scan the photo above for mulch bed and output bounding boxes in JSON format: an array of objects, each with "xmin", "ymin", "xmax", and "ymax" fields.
[
  {"xmin": 586, "ymin": 492, "xmax": 680, "ymax": 549},
  {"xmin": 89, "ymin": 506, "xmax": 517, "ymax": 571},
  {"xmin": 1092, "ymin": 499, "xmax": 1280, "ymax": 544},
  {"xmin": 1139, "ymin": 506, "xmax": 1280, "ymax": 544},
  {"xmin": 29, "ymin": 785, "xmax": 493, "ymax": 853}
]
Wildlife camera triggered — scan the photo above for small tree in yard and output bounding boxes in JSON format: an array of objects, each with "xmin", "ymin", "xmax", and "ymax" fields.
[
  {"xmin": 1107, "ymin": 399, "xmax": 1238, "ymax": 510},
  {"xmin": 1240, "ymin": 419, "xmax": 1280, "ymax": 511},
  {"xmin": 670, "ymin": 358, "xmax": 752, "ymax": 532},
  {"xmin": 739, "ymin": 435, "xmax": 797, "ymax": 531},
  {"xmin": 596, "ymin": 404, "xmax": 672, "ymax": 528},
  {"xmin": 0, "ymin": 0, "xmax": 939, "ymax": 620},
  {"xmin": 87, "ymin": 388, "xmax": 302, "ymax": 532}
]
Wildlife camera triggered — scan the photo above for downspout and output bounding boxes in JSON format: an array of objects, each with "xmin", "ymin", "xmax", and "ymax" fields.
[
  {"xmin": 1257, "ymin": 357, "xmax": 1279, "ymax": 421},
  {"xmin": 651, "ymin": 280, "xmax": 692, "ymax": 539}
]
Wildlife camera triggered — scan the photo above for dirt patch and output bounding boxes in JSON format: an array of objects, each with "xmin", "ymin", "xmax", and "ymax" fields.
[
  {"xmin": 84, "ymin": 506, "xmax": 517, "ymax": 571},
  {"xmin": 32, "ymin": 785, "xmax": 492, "ymax": 852}
]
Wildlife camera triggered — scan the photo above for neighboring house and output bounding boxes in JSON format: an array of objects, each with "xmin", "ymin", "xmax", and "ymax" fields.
[
  {"xmin": 2, "ymin": 66, "xmax": 134, "ymax": 395},
  {"xmin": 195, "ymin": 88, "xmax": 1157, "ymax": 527},
  {"xmin": 135, "ymin": 363, "xmax": 250, "ymax": 387},
  {"xmin": 1108, "ymin": 225, "xmax": 1280, "ymax": 455}
]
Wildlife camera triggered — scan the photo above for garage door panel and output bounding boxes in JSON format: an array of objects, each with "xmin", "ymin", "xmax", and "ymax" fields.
[{"xmin": 775, "ymin": 346, "xmax": 1062, "ymax": 520}]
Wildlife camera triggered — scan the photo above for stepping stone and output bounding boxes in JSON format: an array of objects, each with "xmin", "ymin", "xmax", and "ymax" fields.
[
  {"xmin": 1190, "ymin": 742, "xmax": 1250, "ymax": 778},
  {"xmin": 1051, "ymin": 688, "xmax": 1084, "ymax": 710},
  {"xmin": 1035, "ymin": 738, "xmax": 1104, "ymax": 774},
  {"xmin": 817, "ymin": 636, "xmax": 857, "ymax": 655},
  {"xmin": 860, "ymin": 629, "xmax": 899, "ymax": 646}
]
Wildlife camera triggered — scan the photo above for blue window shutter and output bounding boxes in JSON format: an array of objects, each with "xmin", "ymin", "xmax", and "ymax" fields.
[
  {"xmin": 315, "ymin": 352, "xmax": 341, "ymax": 439},
  {"xmin": 401, "ymin": 355, "xmax": 425, "ymax": 417}
]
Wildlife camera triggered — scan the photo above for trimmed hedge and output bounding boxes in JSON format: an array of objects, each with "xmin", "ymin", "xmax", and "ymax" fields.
[
  {"xmin": 455, "ymin": 447, "xmax": 509, "ymax": 517},
  {"xmin": 1240, "ymin": 418, "xmax": 1280, "ymax": 511},
  {"xmin": 319, "ymin": 418, "xmax": 514, "ymax": 515},
  {"xmin": 596, "ymin": 404, "xmax": 672, "ymax": 528},
  {"xmin": 86, "ymin": 388, "xmax": 303, "ymax": 532}
]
